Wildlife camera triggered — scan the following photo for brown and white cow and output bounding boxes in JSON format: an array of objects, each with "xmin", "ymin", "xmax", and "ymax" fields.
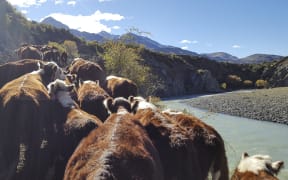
[
  {"xmin": 66, "ymin": 58, "xmax": 106, "ymax": 87},
  {"xmin": 0, "ymin": 61, "xmax": 66, "ymax": 180},
  {"xmin": 105, "ymin": 75, "xmax": 138, "ymax": 99},
  {"xmin": 47, "ymin": 79, "xmax": 103, "ymax": 180},
  {"xmin": 131, "ymin": 97, "xmax": 229, "ymax": 180},
  {"xmin": 0, "ymin": 59, "xmax": 43, "ymax": 88},
  {"xmin": 17, "ymin": 45, "xmax": 43, "ymax": 60},
  {"xmin": 231, "ymin": 152, "xmax": 284, "ymax": 180},
  {"xmin": 104, "ymin": 96, "xmax": 137, "ymax": 115},
  {"xmin": 64, "ymin": 105, "xmax": 164, "ymax": 180},
  {"xmin": 77, "ymin": 80, "xmax": 110, "ymax": 121},
  {"xmin": 162, "ymin": 109, "xmax": 229, "ymax": 180}
]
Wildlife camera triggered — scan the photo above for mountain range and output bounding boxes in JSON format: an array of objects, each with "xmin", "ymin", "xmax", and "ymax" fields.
[{"xmin": 41, "ymin": 17, "xmax": 283, "ymax": 64}]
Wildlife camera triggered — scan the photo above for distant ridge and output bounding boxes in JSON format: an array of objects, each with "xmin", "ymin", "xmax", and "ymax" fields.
[
  {"xmin": 240, "ymin": 54, "xmax": 283, "ymax": 64},
  {"xmin": 40, "ymin": 16, "xmax": 284, "ymax": 63},
  {"xmin": 201, "ymin": 52, "xmax": 239, "ymax": 62},
  {"xmin": 40, "ymin": 16, "xmax": 198, "ymax": 56},
  {"xmin": 41, "ymin": 17, "xmax": 69, "ymax": 30}
]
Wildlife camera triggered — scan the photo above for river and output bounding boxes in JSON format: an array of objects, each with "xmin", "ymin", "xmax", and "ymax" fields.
[{"xmin": 160, "ymin": 96, "xmax": 288, "ymax": 179}]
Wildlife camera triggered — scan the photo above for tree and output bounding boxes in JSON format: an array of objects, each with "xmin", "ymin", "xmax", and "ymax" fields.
[
  {"xmin": 63, "ymin": 40, "xmax": 79, "ymax": 59},
  {"xmin": 103, "ymin": 41, "xmax": 158, "ymax": 96}
]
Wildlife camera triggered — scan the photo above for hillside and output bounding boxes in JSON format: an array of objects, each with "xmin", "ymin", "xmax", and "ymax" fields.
[
  {"xmin": 0, "ymin": 1, "xmax": 84, "ymax": 60},
  {"xmin": 240, "ymin": 54, "xmax": 283, "ymax": 64},
  {"xmin": 201, "ymin": 52, "xmax": 239, "ymax": 63},
  {"xmin": 1, "ymin": 0, "xmax": 287, "ymax": 97}
]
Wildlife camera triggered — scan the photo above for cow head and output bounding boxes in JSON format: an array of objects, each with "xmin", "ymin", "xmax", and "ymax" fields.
[
  {"xmin": 38, "ymin": 61, "xmax": 66, "ymax": 84},
  {"xmin": 47, "ymin": 79, "xmax": 76, "ymax": 108},
  {"xmin": 128, "ymin": 96, "xmax": 157, "ymax": 113},
  {"xmin": 104, "ymin": 97, "xmax": 138, "ymax": 115},
  {"xmin": 235, "ymin": 152, "xmax": 284, "ymax": 177}
]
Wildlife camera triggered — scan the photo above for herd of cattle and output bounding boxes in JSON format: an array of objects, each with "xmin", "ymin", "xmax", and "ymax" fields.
[
  {"xmin": 15, "ymin": 44, "xmax": 68, "ymax": 67},
  {"xmin": 0, "ymin": 56, "xmax": 284, "ymax": 180}
]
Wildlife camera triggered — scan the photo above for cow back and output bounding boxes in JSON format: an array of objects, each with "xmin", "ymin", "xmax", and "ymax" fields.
[{"xmin": 64, "ymin": 113, "xmax": 163, "ymax": 180}]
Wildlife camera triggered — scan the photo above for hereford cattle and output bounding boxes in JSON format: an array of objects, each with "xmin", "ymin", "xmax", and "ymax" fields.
[
  {"xmin": 0, "ymin": 59, "xmax": 43, "ymax": 88},
  {"xmin": 0, "ymin": 62, "xmax": 66, "ymax": 180},
  {"xmin": 66, "ymin": 58, "xmax": 106, "ymax": 87},
  {"xmin": 130, "ymin": 97, "xmax": 229, "ymax": 180},
  {"xmin": 43, "ymin": 48, "xmax": 60, "ymax": 64},
  {"xmin": 162, "ymin": 109, "xmax": 229, "ymax": 180},
  {"xmin": 105, "ymin": 75, "xmax": 138, "ymax": 99},
  {"xmin": 64, "ymin": 106, "xmax": 164, "ymax": 180},
  {"xmin": 47, "ymin": 79, "xmax": 103, "ymax": 180},
  {"xmin": 130, "ymin": 100, "xmax": 199, "ymax": 180},
  {"xmin": 77, "ymin": 80, "xmax": 110, "ymax": 121},
  {"xmin": 17, "ymin": 45, "xmax": 43, "ymax": 60},
  {"xmin": 104, "ymin": 96, "xmax": 137, "ymax": 115},
  {"xmin": 231, "ymin": 152, "xmax": 284, "ymax": 180},
  {"xmin": 60, "ymin": 51, "xmax": 68, "ymax": 67}
]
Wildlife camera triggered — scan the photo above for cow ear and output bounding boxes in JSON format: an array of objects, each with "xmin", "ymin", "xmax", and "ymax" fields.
[
  {"xmin": 38, "ymin": 61, "xmax": 44, "ymax": 70},
  {"xmin": 271, "ymin": 161, "xmax": 284, "ymax": 175},
  {"xmin": 131, "ymin": 100, "xmax": 139, "ymax": 114},
  {"xmin": 95, "ymin": 80, "xmax": 100, "ymax": 85},
  {"xmin": 128, "ymin": 96, "xmax": 134, "ymax": 102},
  {"xmin": 78, "ymin": 79, "xmax": 84, "ymax": 87},
  {"xmin": 242, "ymin": 152, "xmax": 249, "ymax": 159},
  {"xmin": 48, "ymin": 83, "xmax": 55, "ymax": 93},
  {"xmin": 103, "ymin": 97, "xmax": 113, "ymax": 114}
]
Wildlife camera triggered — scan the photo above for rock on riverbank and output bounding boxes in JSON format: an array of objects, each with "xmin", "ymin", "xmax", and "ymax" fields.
[{"xmin": 183, "ymin": 87, "xmax": 288, "ymax": 125}]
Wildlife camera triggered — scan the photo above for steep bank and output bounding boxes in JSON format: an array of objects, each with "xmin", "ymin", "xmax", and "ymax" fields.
[{"xmin": 183, "ymin": 87, "xmax": 288, "ymax": 125}]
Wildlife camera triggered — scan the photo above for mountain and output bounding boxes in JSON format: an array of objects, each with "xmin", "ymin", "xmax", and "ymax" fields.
[
  {"xmin": 120, "ymin": 33, "xmax": 198, "ymax": 56},
  {"xmin": 201, "ymin": 52, "xmax": 239, "ymax": 62},
  {"xmin": 41, "ymin": 17, "xmax": 198, "ymax": 56},
  {"xmin": 239, "ymin": 54, "xmax": 283, "ymax": 64},
  {"xmin": 41, "ymin": 16, "xmax": 69, "ymax": 30}
]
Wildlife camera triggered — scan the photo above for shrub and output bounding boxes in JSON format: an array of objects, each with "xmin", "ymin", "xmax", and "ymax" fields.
[
  {"xmin": 103, "ymin": 41, "xmax": 162, "ymax": 96},
  {"xmin": 220, "ymin": 82, "xmax": 227, "ymax": 90},
  {"xmin": 255, "ymin": 79, "xmax": 269, "ymax": 89},
  {"xmin": 243, "ymin": 80, "xmax": 253, "ymax": 88},
  {"xmin": 226, "ymin": 74, "xmax": 242, "ymax": 89}
]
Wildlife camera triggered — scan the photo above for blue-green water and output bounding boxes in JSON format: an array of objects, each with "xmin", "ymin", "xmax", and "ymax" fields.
[{"xmin": 160, "ymin": 97, "xmax": 288, "ymax": 179}]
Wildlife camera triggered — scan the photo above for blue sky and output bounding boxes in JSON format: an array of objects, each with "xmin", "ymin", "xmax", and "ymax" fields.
[{"xmin": 7, "ymin": 0, "xmax": 288, "ymax": 58}]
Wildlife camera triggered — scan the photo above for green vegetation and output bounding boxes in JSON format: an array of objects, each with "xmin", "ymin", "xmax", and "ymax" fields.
[
  {"xmin": 102, "ymin": 41, "xmax": 161, "ymax": 96},
  {"xmin": 255, "ymin": 79, "xmax": 269, "ymax": 89},
  {"xmin": 0, "ymin": 0, "xmax": 286, "ymax": 97},
  {"xmin": 243, "ymin": 80, "xmax": 253, "ymax": 88}
]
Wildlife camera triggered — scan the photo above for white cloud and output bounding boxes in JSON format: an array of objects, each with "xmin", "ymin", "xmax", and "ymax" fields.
[
  {"xmin": 47, "ymin": 10, "xmax": 124, "ymax": 33},
  {"xmin": 181, "ymin": 46, "xmax": 189, "ymax": 50},
  {"xmin": 112, "ymin": 26, "xmax": 120, "ymax": 30},
  {"xmin": 180, "ymin": 40, "xmax": 191, "ymax": 44},
  {"xmin": 67, "ymin": 1, "xmax": 76, "ymax": 6},
  {"xmin": 232, "ymin": 45, "xmax": 241, "ymax": 48},
  {"xmin": 99, "ymin": 0, "xmax": 112, "ymax": 2},
  {"xmin": 7, "ymin": 0, "xmax": 47, "ymax": 7},
  {"xmin": 180, "ymin": 40, "xmax": 198, "ymax": 44},
  {"xmin": 21, "ymin": 10, "xmax": 28, "ymax": 14},
  {"xmin": 54, "ymin": 0, "xmax": 64, "ymax": 5}
]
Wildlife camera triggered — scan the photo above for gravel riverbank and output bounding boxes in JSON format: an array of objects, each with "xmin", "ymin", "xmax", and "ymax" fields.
[{"xmin": 182, "ymin": 87, "xmax": 288, "ymax": 125}]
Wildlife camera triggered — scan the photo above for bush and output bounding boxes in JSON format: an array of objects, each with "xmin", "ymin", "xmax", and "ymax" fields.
[
  {"xmin": 226, "ymin": 74, "xmax": 242, "ymax": 89},
  {"xmin": 220, "ymin": 82, "xmax": 227, "ymax": 90},
  {"xmin": 255, "ymin": 79, "xmax": 269, "ymax": 89},
  {"xmin": 243, "ymin": 80, "xmax": 253, "ymax": 88},
  {"xmin": 103, "ymin": 41, "xmax": 161, "ymax": 96}
]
